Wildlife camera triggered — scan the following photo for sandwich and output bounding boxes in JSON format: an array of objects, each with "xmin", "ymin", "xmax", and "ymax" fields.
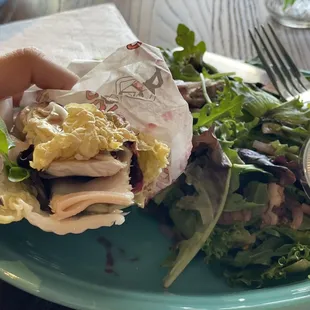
[{"xmin": 0, "ymin": 102, "xmax": 170, "ymax": 234}]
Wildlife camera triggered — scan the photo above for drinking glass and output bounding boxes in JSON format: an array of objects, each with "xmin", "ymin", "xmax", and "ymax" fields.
[{"xmin": 265, "ymin": 0, "xmax": 310, "ymax": 28}]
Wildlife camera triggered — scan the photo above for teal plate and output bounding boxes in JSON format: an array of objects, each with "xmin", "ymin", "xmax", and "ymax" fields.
[{"xmin": 1, "ymin": 209, "xmax": 310, "ymax": 310}]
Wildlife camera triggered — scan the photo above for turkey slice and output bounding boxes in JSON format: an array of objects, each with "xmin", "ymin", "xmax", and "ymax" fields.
[
  {"xmin": 23, "ymin": 200, "xmax": 127, "ymax": 235},
  {"xmin": 0, "ymin": 155, "xmax": 127, "ymax": 234},
  {"xmin": 50, "ymin": 149, "xmax": 133, "ymax": 221},
  {"xmin": 46, "ymin": 152, "xmax": 127, "ymax": 177}
]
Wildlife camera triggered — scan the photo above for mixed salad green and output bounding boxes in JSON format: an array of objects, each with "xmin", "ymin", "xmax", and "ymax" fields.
[{"xmin": 154, "ymin": 24, "xmax": 310, "ymax": 288}]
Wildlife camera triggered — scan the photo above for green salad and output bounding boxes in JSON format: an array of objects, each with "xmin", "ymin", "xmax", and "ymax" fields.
[{"xmin": 153, "ymin": 24, "xmax": 310, "ymax": 289}]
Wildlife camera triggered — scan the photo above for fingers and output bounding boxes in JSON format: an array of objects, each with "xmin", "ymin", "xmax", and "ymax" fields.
[{"xmin": 0, "ymin": 48, "xmax": 79, "ymax": 101}]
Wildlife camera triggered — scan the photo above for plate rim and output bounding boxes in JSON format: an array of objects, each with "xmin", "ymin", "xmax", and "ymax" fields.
[{"xmin": 1, "ymin": 239, "xmax": 310, "ymax": 310}]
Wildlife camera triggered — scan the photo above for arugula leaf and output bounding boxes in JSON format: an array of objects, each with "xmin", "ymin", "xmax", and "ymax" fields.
[
  {"xmin": 193, "ymin": 91, "xmax": 244, "ymax": 130},
  {"xmin": 160, "ymin": 24, "xmax": 208, "ymax": 81},
  {"xmin": 173, "ymin": 24, "xmax": 206, "ymax": 65}
]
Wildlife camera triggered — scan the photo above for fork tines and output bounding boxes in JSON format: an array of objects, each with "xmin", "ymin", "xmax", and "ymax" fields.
[{"xmin": 249, "ymin": 24, "xmax": 310, "ymax": 100}]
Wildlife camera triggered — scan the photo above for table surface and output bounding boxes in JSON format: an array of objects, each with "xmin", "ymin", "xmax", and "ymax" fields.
[{"xmin": 1, "ymin": 0, "xmax": 310, "ymax": 309}]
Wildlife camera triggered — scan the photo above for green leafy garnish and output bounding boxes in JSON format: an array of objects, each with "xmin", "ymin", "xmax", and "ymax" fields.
[
  {"xmin": 0, "ymin": 118, "xmax": 30, "ymax": 183},
  {"xmin": 8, "ymin": 166, "xmax": 30, "ymax": 182},
  {"xmin": 0, "ymin": 118, "xmax": 15, "ymax": 152}
]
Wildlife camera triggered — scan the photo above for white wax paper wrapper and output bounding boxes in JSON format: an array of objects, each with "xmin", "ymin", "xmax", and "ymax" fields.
[{"xmin": 21, "ymin": 42, "xmax": 193, "ymax": 194}]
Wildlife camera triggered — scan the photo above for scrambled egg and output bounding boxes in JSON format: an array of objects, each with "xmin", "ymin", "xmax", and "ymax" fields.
[
  {"xmin": 137, "ymin": 133, "xmax": 170, "ymax": 185},
  {"xmin": 24, "ymin": 103, "xmax": 170, "ymax": 188},
  {"xmin": 22, "ymin": 102, "xmax": 67, "ymax": 145}
]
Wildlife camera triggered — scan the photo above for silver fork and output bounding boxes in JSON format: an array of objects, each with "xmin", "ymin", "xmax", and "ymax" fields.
[{"xmin": 249, "ymin": 24, "xmax": 310, "ymax": 102}]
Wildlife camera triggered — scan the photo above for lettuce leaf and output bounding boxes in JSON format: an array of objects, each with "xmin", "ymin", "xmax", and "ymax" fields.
[
  {"xmin": 231, "ymin": 237, "xmax": 286, "ymax": 268},
  {"xmin": 163, "ymin": 129, "xmax": 232, "ymax": 288},
  {"xmin": 202, "ymin": 224, "xmax": 256, "ymax": 262},
  {"xmin": 224, "ymin": 80, "xmax": 280, "ymax": 118},
  {"xmin": 271, "ymin": 227, "xmax": 310, "ymax": 245},
  {"xmin": 253, "ymin": 139, "xmax": 299, "ymax": 161},
  {"xmin": 225, "ymin": 243, "xmax": 310, "ymax": 287},
  {"xmin": 229, "ymin": 164, "xmax": 270, "ymax": 193},
  {"xmin": 224, "ymin": 182, "xmax": 268, "ymax": 212},
  {"xmin": 266, "ymin": 98, "xmax": 310, "ymax": 127},
  {"xmin": 238, "ymin": 148, "xmax": 296, "ymax": 186},
  {"xmin": 224, "ymin": 193, "xmax": 265, "ymax": 212},
  {"xmin": 244, "ymin": 182, "xmax": 269, "ymax": 204},
  {"xmin": 261, "ymin": 122, "xmax": 308, "ymax": 145}
]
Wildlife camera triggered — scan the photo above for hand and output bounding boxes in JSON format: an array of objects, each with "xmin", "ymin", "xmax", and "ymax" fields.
[{"xmin": 0, "ymin": 48, "xmax": 78, "ymax": 105}]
